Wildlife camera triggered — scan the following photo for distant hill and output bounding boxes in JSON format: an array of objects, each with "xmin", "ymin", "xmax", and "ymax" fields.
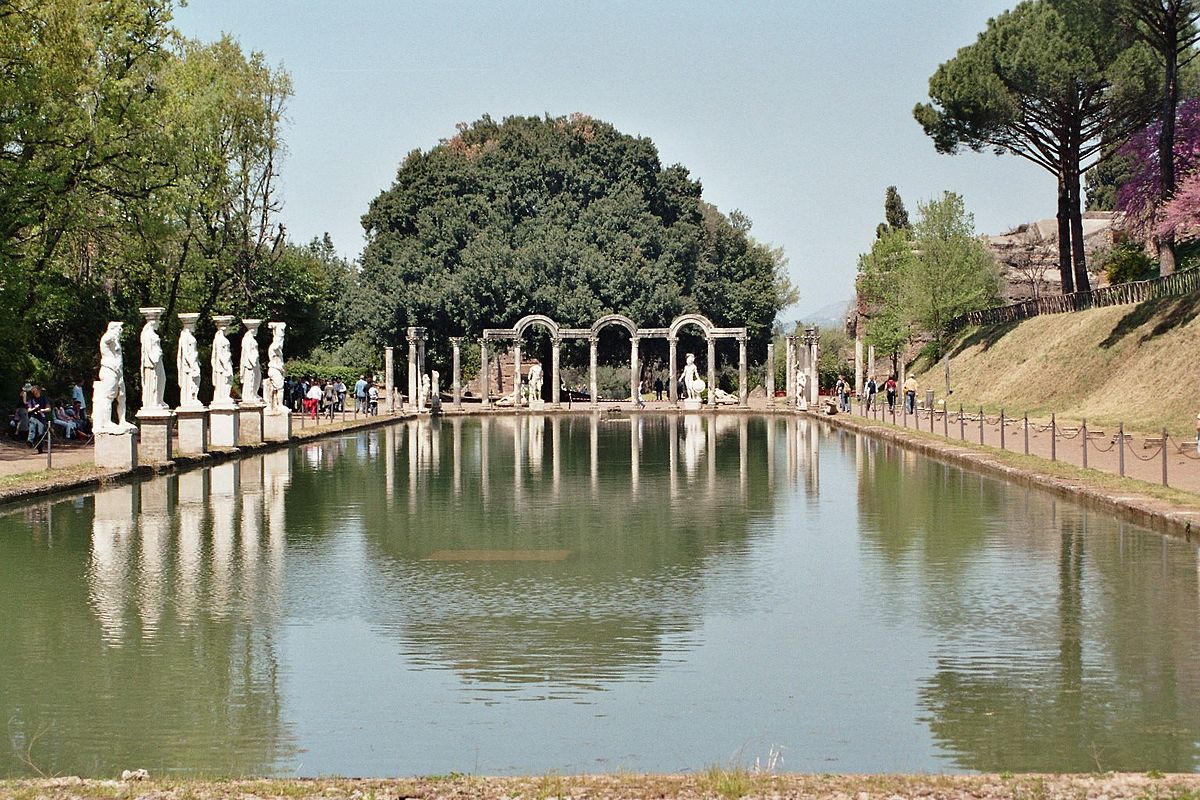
[{"xmin": 793, "ymin": 299, "xmax": 851, "ymax": 331}]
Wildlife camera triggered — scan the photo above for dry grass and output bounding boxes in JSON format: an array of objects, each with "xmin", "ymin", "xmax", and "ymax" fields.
[{"xmin": 918, "ymin": 294, "xmax": 1200, "ymax": 439}]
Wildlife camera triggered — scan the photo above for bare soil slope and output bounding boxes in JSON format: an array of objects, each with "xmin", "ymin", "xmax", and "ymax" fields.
[{"xmin": 916, "ymin": 292, "xmax": 1200, "ymax": 437}]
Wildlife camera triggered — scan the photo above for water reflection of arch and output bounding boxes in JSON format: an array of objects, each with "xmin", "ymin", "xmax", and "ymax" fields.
[{"xmin": 359, "ymin": 414, "xmax": 777, "ymax": 692}]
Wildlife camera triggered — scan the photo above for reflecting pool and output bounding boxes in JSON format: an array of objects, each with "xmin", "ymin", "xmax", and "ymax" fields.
[{"xmin": 2, "ymin": 414, "xmax": 1199, "ymax": 777}]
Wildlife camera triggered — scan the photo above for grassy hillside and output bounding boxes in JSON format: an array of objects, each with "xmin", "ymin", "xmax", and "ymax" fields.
[{"xmin": 913, "ymin": 292, "xmax": 1200, "ymax": 438}]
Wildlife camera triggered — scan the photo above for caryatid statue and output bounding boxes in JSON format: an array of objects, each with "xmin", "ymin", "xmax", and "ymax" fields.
[
  {"xmin": 240, "ymin": 319, "xmax": 263, "ymax": 404},
  {"xmin": 430, "ymin": 370, "xmax": 442, "ymax": 411},
  {"xmin": 210, "ymin": 316, "xmax": 236, "ymax": 406},
  {"xmin": 419, "ymin": 372, "xmax": 431, "ymax": 411},
  {"xmin": 266, "ymin": 322, "xmax": 286, "ymax": 413},
  {"xmin": 796, "ymin": 370, "xmax": 808, "ymax": 410},
  {"xmin": 680, "ymin": 353, "xmax": 705, "ymax": 400},
  {"xmin": 177, "ymin": 313, "xmax": 202, "ymax": 408},
  {"xmin": 138, "ymin": 307, "xmax": 167, "ymax": 411},
  {"xmin": 93, "ymin": 321, "xmax": 136, "ymax": 433}
]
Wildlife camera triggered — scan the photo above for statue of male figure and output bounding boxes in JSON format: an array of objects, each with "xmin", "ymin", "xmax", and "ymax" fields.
[{"xmin": 94, "ymin": 321, "xmax": 134, "ymax": 432}]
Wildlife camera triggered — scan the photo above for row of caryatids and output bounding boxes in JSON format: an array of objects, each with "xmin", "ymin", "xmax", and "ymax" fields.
[{"xmin": 91, "ymin": 308, "xmax": 287, "ymax": 433}]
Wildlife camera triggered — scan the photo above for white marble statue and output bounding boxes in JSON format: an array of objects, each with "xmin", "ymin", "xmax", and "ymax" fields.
[
  {"xmin": 138, "ymin": 308, "xmax": 167, "ymax": 411},
  {"xmin": 528, "ymin": 363, "xmax": 543, "ymax": 403},
  {"xmin": 240, "ymin": 319, "xmax": 262, "ymax": 404},
  {"xmin": 266, "ymin": 322, "xmax": 286, "ymax": 413},
  {"xmin": 681, "ymin": 353, "xmax": 705, "ymax": 399},
  {"xmin": 93, "ymin": 321, "xmax": 136, "ymax": 432},
  {"xmin": 210, "ymin": 316, "xmax": 236, "ymax": 407},
  {"xmin": 430, "ymin": 370, "xmax": 442, "ymax": 412},
  {"xmin": 796, "ymin": 370, "xmax": 808, "ymax": 410},
  {"xmin": 419, "ymin": 372, "xmax": 431, "ymax": 411},
  {"xmin": 177, "ymin": 313, "xmax": 202, "ymax": 408}
]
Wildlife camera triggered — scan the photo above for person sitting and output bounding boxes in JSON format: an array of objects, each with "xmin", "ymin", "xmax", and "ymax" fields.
[
  {"xmin": 25, "ymin": 385, "xmax": 49, "ymax": 452},
  {"xmin": 52, "ymin": 401, "xmax": 78, "ymax": 439},
  {"xmin": 69, "ymin": 400, "xmax": 91, "ymax": 438}
]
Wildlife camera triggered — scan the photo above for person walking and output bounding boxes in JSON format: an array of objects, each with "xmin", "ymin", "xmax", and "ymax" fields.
[
  {"xmin": 354, "ymin": 374, "xmax": 368, "ymax": 413},
  {"xmin": 305, "ymin": 381, "xmax": 322, "ymax": 420},
  {"xmin": 903, "ymin": 374, "xmax": 917, "ymax": 414},
  {"xmin": 865, "ymin": 376, "xmax": 877, "ymax": 411},
  {"xmin": 835, "ymin": 374, "xmax": 850, "ymax": 413},
  {"xmin": 654, "ymin": 376, "xmax": 663, "ymax": 401},
  {"xmin": 885, "ymin": 375, "xmax": 897, "ymax": 412}
]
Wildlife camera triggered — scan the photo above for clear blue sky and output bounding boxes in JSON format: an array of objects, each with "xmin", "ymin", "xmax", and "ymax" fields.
[{"xmin": 173, "ymin": 0, "xmax": 1044, "ymax": 323}]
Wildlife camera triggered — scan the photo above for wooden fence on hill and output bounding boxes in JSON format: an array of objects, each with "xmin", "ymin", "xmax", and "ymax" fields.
[{"xmin": 944, "ymin": 268, "xmax": 1200, "ymax": 336}]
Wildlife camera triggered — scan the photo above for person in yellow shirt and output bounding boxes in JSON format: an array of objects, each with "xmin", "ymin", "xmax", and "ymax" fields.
[{"xmin": 903, "ymin": 375, "xmax": 917, "ymax": 414}]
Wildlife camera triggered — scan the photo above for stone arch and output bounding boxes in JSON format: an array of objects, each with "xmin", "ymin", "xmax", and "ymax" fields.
[
  {"xmin": 590, "ymin": 313, "xmax": 638, "ymax": 338},
  {"xmin": 668, "ymin": 313, "xmax": 714, "ymax": 340},
  {"xmin": 512, "ymin": 314, "xmax": 559, "ymax": 339}
]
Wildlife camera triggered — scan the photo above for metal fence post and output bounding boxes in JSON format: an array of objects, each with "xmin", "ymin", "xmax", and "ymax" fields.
[
  {"xmin": 943, "ymin": 405, "xmax": 949, "ymax": 437},
  {"xmin": 1118, "ymin": 422, "xmax": 1125, "ymax": 477},
  {"xmin": 45, "ymin": 425, "xmax": 52, "ymax": 470},
  {"xmin": 1023, "ymin": 413, "xmax": 1029, "ymax": 455},
  {"xmin": 1050, "ymin": 414, "xmax": 1056, "ymax": 461},
  {"xmin": 1082, "ymin": 419, "xmax": 1088, "ymax": 469},
  {"xmin": 979, "ymin": 406, "xmax": 984, "ymax": 445},
  {"xmin": 1000, "ymin": 409, "xmax": 1005, "ymax": 450},
  {"xmin": 1162, "ymin": 428, "xmax": 1169, "ymax": 486},
  {"xmin": 959, "ymin": 404, "xmax": 965, "ymax": 440}
]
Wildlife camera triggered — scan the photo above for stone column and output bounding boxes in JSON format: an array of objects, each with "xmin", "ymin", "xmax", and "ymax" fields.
[
  {"xmin": 480, "ymin": 337, "xmax": 491, "ymax": 409},
  {"xmin": 737, "ymin": 335, "xmax": 748, "ymax": 408},
  {"xmin": 629, "ymin": 336, "xmax": 639, "ymax": 403},
  {"xmin": 706, "ymin": 337, "xmax": 716, "ymax": 408},
  {"xmin": 668, "ymin": 337, "xmax": 678, "ymax": 405},
  {"xmin": 588, "ymin": 337, "xmax": 598, "ymax": 408},
  {"xmin": 384, "ymin": 346, "xmax": 395, "ymax": 413},
  {"xmin": 407, "ymin": 330, "xmax": 418, "ymax": 412},
  {"xmin": 450, "ymin": 337, "xmax": 462, "ymax": 409},
  {"xmin": 809, "ymin": 334, "xmax": 820, "ymax": 407},
  {"xmin": 550, "ymin": 338, "xmax": 561, "ymax": 409},
  {"xmin": 417, "ymin": 334, "xmax": 426, "ymax": 389},
  {"xmin": 512, "ymin": 340, "xmax": 522, "ymax": 406},
  {"xmin": 867, "ymin": 344, "xmax": 876, "ymax": 385},
  {"xmin": 854, "ymin": 334, "xmax": 864, "ymax": 399},
  {"xmin": 765, "ymin": 342, "xmax": 775, "ymax": 408},
  {"xmin": 785, "ymin": 335, "xmax": 796, "ymax": 402}
]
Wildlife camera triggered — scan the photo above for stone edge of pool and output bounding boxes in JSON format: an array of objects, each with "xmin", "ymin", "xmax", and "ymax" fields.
[
  {"xmin": 1, "ymin": 772, "xmax": 1198, "ymax": 799},
  {"xmin": 3, "ymin": 406, "xmax": 1199, "ymax": 543}
]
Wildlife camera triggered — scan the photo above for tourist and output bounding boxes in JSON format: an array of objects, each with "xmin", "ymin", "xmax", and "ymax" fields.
[
  {"xmin": 323, "ymin": 379, "xmax": 336, "ymax": 418},
  {"xmin": 305, "ymin": 380, "xmax": 322, "ymax": 419},
  {"xmin": 70, "ymin": 400, "xmax": 91, "ymax": 437},
  {"xmin": 835, "ymin": 374, "xmax": 850, "ymax": 413},
  {"xmin": 885, "ymin": 375, "xmax": 897, "ymax": 411},
  {"xmin": 354, "ymin": 374, "xmax": 368, "ymax": 413},
  {"xmin": 636, "ymin": 378, "xmax": 646, "ymax": 409},
  {"xmin": 903, "ymin": 374, "xmax": 917, "ymax": 414},
  {"xmin": 334, "ymin": 377, "xmax": 347, "ymax": 411},
  {"xmin": 654, "ymin": 376, "xmax": 663, "ymax": 401},
  {"xmin": 367, "ymin": 382, "xmax": 379, "ymax": 415},
  {"xmin": 71, "ymin": 378, "xmax": 87, "ymax": 413},
  {"xmin": 51, "ymin": 401, "xmax": 78, "ymax": 440},
  {"xmin": 865, "ymin": 376, "xmax": 877, "ymax": 410},
  {"xmin": 26, "ymin": 385, "xmax": 49, "ymax": 452}
]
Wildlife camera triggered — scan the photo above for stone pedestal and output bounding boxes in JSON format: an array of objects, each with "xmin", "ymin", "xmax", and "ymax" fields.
[
  {"xmin": 95, "ymin": 430, "xmax": 138, "ymax": 470},
  {"xmin": 682, "ymin": 398, "xmax": 703, "ymax": 411},
  {"xmin": 136, "ymin": 410, "xmax": 174, "ymax": 463},
  {"xmin": 263, "ymin": 411, "xmax": 292, "ymax": 442},
  {"xmin": 209, "ymin": 405, "xmax": 240, "ymax": 449},
  {"xmin": 528, "ymin": 398, "xmax": 545, "ymax": 411},
  {"xmin": 239, "ymin": 402, "xmax": 264, "ymax": 445},
  {"xmin": 176, "ymin": 407, "xmax": 208, "ymax": 455}
]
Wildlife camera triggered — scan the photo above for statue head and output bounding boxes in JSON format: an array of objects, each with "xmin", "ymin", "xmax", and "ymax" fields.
[{"xmin": 685, "ymin": 353, "xmax": 695, "ymax": 365}]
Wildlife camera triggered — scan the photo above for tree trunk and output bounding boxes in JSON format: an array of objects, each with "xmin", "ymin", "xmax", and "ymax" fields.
[
  {"xmin": 1157, "ymin": 15, "xmax": 1180, "ymax": 275},
  {"xmin": 1068, "ymin": 160, "xmax": 1090, "ymax": 293},
  {"xmin": 1057, "ymin": 172, "xmax": 1075, "ymax": 295}
]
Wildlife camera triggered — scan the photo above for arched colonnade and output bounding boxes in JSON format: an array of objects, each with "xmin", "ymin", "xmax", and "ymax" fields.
[{"xmin": 468, "ymin": 313, "xmax": 749, "ymax": 409}]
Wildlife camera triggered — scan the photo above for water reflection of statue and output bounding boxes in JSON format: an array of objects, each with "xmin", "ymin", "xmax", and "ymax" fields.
[
  {"xmin": 796, "ymin": 371, "xmax": 808, "ymax": 410},
  {"xmin": 681, "ymin": 413, "xmax": 705, "ymax": 476},
  {"xmin": 528, "ymin": 363, "xmax": 543, "ymax": 402},
  {"xmin": 177, "ymin": 314, "xmax": 202, "ymax": 408},
  {"xmin": 240, "ymin": 320, "xmax": 262, "ymax": 404},
  {"xmin": 94, "ymin": 321, "xmax": 136, "ymax": 432},
  {"xmin": 139, "ymin": 310, "xmax": 167, "ymax": 411},
  {"xmin": 265, "ymin": 322, "xmax": 286, "ymax": 414},
  {"xmin": 210, "ymin": 317, "xmax": 236, "ymax": 406},
  {"xmin": 681, "ymin": 353, "xmax": 705, "ymax": 399}
]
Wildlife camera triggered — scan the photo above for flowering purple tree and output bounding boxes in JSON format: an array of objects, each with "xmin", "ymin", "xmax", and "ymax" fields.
[{"xmin": 1117, "ymin": 98, "xmax": 1200, "ymax": 239}]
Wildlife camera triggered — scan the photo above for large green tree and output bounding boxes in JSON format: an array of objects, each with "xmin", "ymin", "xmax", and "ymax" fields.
[
  {"xmin": 858, "ymin": 192, "xmax": 999, "ymax": 359},
  {"xmin": 356, "ymin": 114, "xmax": 794, "ymax": 365},
  {"xmin": 914, "ymin": 0, "xmax": 1158, "ymax": 294}
]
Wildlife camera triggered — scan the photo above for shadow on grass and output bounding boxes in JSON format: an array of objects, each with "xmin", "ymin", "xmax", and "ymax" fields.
[
  {"xmin": 1100, "ymin": 292, "xmax": 1200, "ymax": 349},
  {"xmin": 949, "ymin": 319, "xmax": 1022, "ymax": 358}
]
